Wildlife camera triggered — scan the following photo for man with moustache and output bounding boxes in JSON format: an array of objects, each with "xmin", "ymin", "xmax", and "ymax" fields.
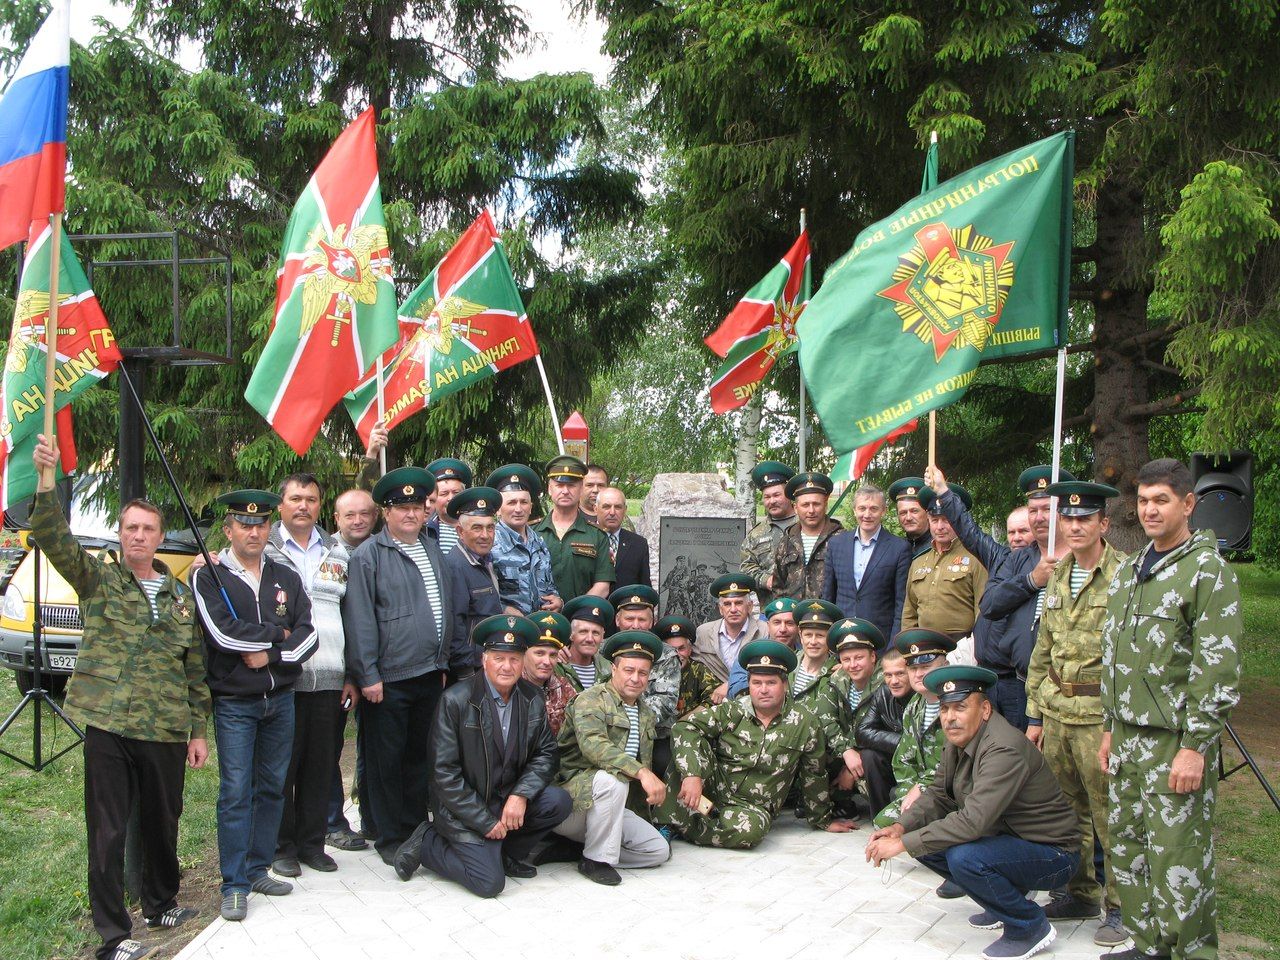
[
  {"xmin": 740, "ymin": 461, "xmax": 798, "ymax": 608},
  {"xmin": 609, "ymin": 584, "xmax": 680, "ymax": 776},
  {"xmin": 901, "ymin": 486, "xmax": 987, "ymax": 639},
  {"xmin": 692, "ymin": 574, "xmax": 766, "ymax": 703},
  {"xmin": 887, "ymin": 477, "xmax": 932, "ymax": 559},
  {"xmin": 488, "ymin": 464, "xmax": 561, "ymax": 615}
]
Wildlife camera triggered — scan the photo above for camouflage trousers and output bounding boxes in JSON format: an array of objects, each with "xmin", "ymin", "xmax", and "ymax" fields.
[
  {"xmin": 1108, "ymin": 721, "xmax": 1220, "ymax": 960},
  {"xmin": 1041, "ymin": 716, "xmax": 1117, "ymax": 910},
  {"xmin": 654, "ymin": 779, "xmax": 773, "ymax": 850}
]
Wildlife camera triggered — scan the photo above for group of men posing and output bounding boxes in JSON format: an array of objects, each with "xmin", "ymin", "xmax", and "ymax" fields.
[{"xmin": 28, "ymin": 428, "xmax": 1241, "ymax": 960}]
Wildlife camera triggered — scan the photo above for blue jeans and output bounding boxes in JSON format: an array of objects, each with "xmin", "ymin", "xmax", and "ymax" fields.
[
  {"xmin": 213, "ymin": 691, "xmax": 295, "ymax": 896},
  {"xmin": 990, "ymin": 675, "xmax": 1029, "ymax": 732},
  {"xmin": 918, "ymin": 835, "xmax": 1079, "ymax": 937}
]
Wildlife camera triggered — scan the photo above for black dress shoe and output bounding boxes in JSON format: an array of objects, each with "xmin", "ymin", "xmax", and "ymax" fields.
[
  {"xmin": 394, "ymin": 821, "xmax": 431, "ymax": 881},
  {"xmin": 502, "ymin": 856, "xmax": 537, "ymax": 879},
  {"xmin": 271, "ymin": 857, "xmax": 301, "ymax": 878},
  {"xmin": 577, "ymin": 857, "xmax": 621, "ymax": 886},
  {"xmin": 936, "ymin": 879, "xmax": 966, "ymax": 899},
  {"xmin": 300, "ymin": 851, "xmax": 338, "ymax": 872}
]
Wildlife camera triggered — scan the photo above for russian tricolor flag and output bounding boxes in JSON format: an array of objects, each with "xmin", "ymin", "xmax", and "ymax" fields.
[{"xmin": 0, "ymin": 1, "xmax": 69, "ymax": 251}]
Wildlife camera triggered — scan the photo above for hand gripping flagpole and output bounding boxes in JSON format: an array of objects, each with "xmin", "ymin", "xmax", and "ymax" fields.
[{"xmin": 798, "ymin": 208, "xmax": 808, "ymax": 473}]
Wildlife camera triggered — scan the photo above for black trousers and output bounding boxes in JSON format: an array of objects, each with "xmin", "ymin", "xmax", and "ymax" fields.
[
  {"xmin": 360, "ymin": 671, "xmax": 445, "ymax": 856},
  {"xmin": 83, "ymin": 726, "xmax": 187, "ymax": 959},
  {"xmin": 860, "ymin": 747, "xmax": 896, "ymax": 818},
  {"xmin": 278, "ymin": 689, "xmax": 344, "ymax": 860},
  {"xmin": 418, "ymin": 786, "xmax": 572, "ymax": 897},
  {"xmin": 651, "ymin": 736, "xmax": 672, "ymax": 780}
]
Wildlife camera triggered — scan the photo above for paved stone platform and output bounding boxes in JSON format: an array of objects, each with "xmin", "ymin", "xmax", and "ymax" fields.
[{"xmin": 176, "ymin": 809, "xmax": 1116, "ymax": 960}]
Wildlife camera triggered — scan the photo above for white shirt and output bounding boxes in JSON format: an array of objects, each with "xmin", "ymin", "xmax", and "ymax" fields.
[{"xmin": 281, "ymin": 525, "xmax": 325, "ymax": 585}]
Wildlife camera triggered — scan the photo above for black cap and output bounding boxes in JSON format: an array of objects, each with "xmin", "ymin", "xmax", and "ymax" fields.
[
  {"xmin": 563, "ymin": 595, "xmax": 615, "ymax": 628},
  {"xmin": 654, "ymin": 615, "xmax": 696, "ymax": 642}
]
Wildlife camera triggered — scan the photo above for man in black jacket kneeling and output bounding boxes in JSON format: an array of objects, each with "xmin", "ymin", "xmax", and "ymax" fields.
[
  {"xmin": 395, "ymin": 615, "xmax": 572, "ymax": 896},
  {"xmin": 856, "ymin": 646, "xmax": 915, "ymax": 819}
]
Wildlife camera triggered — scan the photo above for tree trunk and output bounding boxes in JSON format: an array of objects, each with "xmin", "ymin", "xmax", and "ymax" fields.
[
  {"xmin": 733, "ymin": 390, "xmax": 763, "ymax": 509},
  {"xmin": 1090, "ymin": 176, "xmax": 1152, "ymax": 552}
]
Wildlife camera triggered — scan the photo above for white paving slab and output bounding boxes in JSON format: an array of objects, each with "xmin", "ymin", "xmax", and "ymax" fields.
[{"xmin": 175, "ymin": 810, "xmax": 1117, "ymax": 960}]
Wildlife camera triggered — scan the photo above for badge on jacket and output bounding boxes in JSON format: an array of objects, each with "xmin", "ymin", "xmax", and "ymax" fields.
[
  {"xmin": 275, "ymin": 587, "xmax": 288, "ymax": 617},
  {"xmin": 1046, "ymin": 595, "xmax": 1062, "ymax": 609}
]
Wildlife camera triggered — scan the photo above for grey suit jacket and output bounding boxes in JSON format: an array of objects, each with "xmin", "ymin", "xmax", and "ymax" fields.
[{"xmin": 692, "ymin": 616, "xmax": 766, "ymax": 683}]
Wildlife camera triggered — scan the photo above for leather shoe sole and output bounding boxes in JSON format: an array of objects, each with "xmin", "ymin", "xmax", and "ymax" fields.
[{"xmin": 394, "ymin": 821, "xmax": 431, "ymax": 881}]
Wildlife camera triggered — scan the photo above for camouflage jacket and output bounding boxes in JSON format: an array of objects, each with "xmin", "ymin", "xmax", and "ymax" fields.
[
  {"xmin": 874, "ymin": 693, "xmax": 944, "ymax": 827},
  {"xmin": 1101, "ymin": 530, "xmax": 1242, "ymax": 753},
  {"xmin": 772, "ymin": 518, "xmax": 844, "ymax": 602},
  {"xmin": 814, "ymin": 667, "xmax": 883, "ymax": 755},
  {"xmin": 671, "ymin": 694, "xmax": 834, "ymax": 829},
  {"xmin": 556, "ymin": 681, "xmax": 656, "ymax": 811},
  {"xmin": 1026, "ymin": 542, "xmax": 1125, "ymax": 725},
  {"xmin": 556, "ymin": 644, "xmax": 680, "ymax": 736},
  {"xmin": 31, "ymin": 491, "xmax": 210, "ymax": 743},
  {"xmin": 740, "ymin": 513, "xmax": 797, "ymax": 605},
  {"xmin": 677, "ymin": 659, "xmax": 718, "ymax": 717},
  {"xmin": 538, "ymin": 671, "xmax": 577, "ymax": 736},
  {"xmin": 789, "ymin": 658, "xmax": 837, "ymax": 703}
]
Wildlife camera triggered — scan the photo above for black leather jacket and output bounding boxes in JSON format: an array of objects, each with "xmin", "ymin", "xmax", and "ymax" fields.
[
  {"xmin": 856, "ymin": 684, "xmax": 914, "ymax": 758},
  {"xmin": 428, "ymin": 673, "xmax": 559, "ymax": 845}
]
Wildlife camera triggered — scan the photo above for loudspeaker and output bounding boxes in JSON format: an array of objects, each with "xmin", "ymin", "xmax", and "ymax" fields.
[{"xmin": 1190, "ymin": 451, "xmax": 1253, "ymax": 551}]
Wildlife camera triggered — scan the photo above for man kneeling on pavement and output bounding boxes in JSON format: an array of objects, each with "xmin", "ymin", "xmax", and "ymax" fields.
[
  {"xmin": 866, "ymin": 665, "xmax": 1079, "ymax": 960},
  {"xmin": 395, "ymin": 615, "xmax": 571, "ymax": 896}
]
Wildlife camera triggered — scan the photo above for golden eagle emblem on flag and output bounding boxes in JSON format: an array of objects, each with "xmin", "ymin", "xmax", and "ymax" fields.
[{"xmin": 298, "ymin": 223, "xmax": 393, "ymax": 346}]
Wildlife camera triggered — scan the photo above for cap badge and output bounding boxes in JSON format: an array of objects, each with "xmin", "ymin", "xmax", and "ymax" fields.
[
  {"xmin": 477, "ymin": 499, "xmax": 486, "ymax": 508},
  {"xmin": 943, "ymin": 680, "xmax": 956, "ymax": 692},
  {"xmin": 1036, "ymin": 478, "xmax": 1048, "ymax": 488},
  {"xmin": 504, "ymin": 633, "xmax": 515, "ymax": 642},
  {"xmin": 760, "ymin": 656, "xmax": 772, "ymax": 665},
  {"xmin": 509, "ymin": 475, "xmax": 519, "ymax": 483},
  {"xmin": 507, "ymin": 617, "xmax": 517, "ymax": 628},
  {"xmin": 910, "ymin": 643, "xmax": 920, "ymax": 654},
  {"xmin": 246, "ymin": 502, "xmax": 258, "ymax": 514},
  {"xmin": 630, "ymin": 643, "xmax": 642, "ymax": 652},
  {"xmin": 630, "ymin": 596, "xmax": 642, "ymax": 604},
  {"xmin": 906, "ymin": 486, "xmax": 917, "ymax": 496},
  {"xmin": 729, "ymin": 582, "xmax": 739, "ymax": 591},
  {"xmin": 1069, "ymin": 493, "xmax": 1081, "ymax": 505},
  {"xmin": 403, "ymin": 485, "xmax": 414, "ymax": 496}
]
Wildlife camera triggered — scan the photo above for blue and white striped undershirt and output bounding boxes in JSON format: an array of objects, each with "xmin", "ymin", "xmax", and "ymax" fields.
[
  {"xmin": 847, "ymin": 683, "xmax": 863, "ymax": 713},
  {"xmin": 569, "ymin": 662, "xmax": 597, "ymax": 688},
  {"xmin": 622, "ymin": 703, "xmax": 641, "ymax": 758},
  {"xmin": 801, "ymin": 533, "xmax": 819, "ymax": 562},
  {"xmin": 436, "ymin": 523, "xmax": 459, "ymax": 555},
  {"xmin": 923, "ymin": 700, "xmax": 940, "ymax": 730},
  {"xmin": 139, "ymin": 577, "xmax": 164, "ymax": 621},
  {"xmin": 1070, "ymin": 563, "xmax": 1091, "ymax": 598},
  {"xmin": 793, "ymin": 667, "xmax": 816, "ymax": 696},
  {"xmin": 394, "ymin": 538, "xmax": 442, "ymax": 643}
]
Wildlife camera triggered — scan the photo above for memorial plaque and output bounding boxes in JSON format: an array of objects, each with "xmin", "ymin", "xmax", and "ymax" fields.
[{"xmin": 658, "ymin": 516, "xmax": 749, "ymax": 625}]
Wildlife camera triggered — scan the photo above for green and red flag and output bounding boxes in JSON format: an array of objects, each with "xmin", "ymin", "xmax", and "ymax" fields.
[
  {"xmin": 245, "ymin": 106, "xmax": 398, "ymax": 456},
  {"xmin": 344, "ymin": 210, "xmax": 539, "ymax": 445},
  {"xmin": 707, "ymin": 230, "xmax": 811, "ymax": 414},
  {"xmin": 798, "ymin": 132, "xmax": 1074, "ymax": 457},
  {"xmin": 1, "ymin": 405, "xmax": 75, "ymax": 515}
]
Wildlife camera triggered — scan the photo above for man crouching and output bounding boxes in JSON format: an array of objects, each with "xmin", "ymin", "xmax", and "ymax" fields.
[{"xmin": 394, "ymin": 616, "xmax": 571, "ymax": 896}]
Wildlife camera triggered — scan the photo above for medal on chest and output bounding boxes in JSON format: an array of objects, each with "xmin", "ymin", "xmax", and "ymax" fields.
[{"xmin": 275, "ymin": 586, "xmax": 288, "ymax": 617}]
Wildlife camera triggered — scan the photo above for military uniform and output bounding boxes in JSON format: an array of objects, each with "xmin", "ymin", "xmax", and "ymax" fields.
[
  {"xmin": 532, "ymin": 512, "xmax": 614, "ymax": 600},
  {"xmin": 741, "ymin": 514, "xmax": 798, "ymax": 607},
  {"xmin": 773, "ymin": 518, "xmax": 844, "ymax": 601},
  {"xmin": 901, "ymin": 540, "xmax": 987, "ymax": 636},
  {"xmin": 677, "ymin": 659, "xmax": 718, "ymax": 717},
  {"xmin": 1102, "ymin": 530, "xmax": 1242, "ymax": 960}
]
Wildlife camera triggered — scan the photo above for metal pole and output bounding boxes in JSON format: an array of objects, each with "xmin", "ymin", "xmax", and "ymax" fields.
[
  {"xmin": 39, "ymin": 214, "xmax": 63, "ymax": 487},
  {"xmin": 375, "ymin": 355, "xmax": 387, "ymax": 474},
  {"xmin": 1047, "ymin": 346, "xmax": 1067, "ymax": 555},
  {"xmin": 535, "ymin": 354, "xmax": 565, "ymax": 455},
  {"xmin": 798, "ymin": 208, "xmax": 807, "ymax": 472}
]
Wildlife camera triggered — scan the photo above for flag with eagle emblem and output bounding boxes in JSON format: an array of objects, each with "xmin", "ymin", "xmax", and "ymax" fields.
[
  {"xmin": 343, "ymin": 210, "xmax": 540, "ymax": 446},
  {"xmin": 245, "ymin": 106, "xmax": 398, "ymax": 455}
]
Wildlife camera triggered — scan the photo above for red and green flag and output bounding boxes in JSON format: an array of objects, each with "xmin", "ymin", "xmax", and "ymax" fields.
[
  {"xmin": 344, "ymin": 210, "xmax": 540, "ymax": 446},
  {"xmin": 1, "ymin": 405, "xmax": 75, "ymax": 514},
  {"xmin": 707, "ymin": 230, "xmax": 811, "ymax": 414},
  {"xmin": 245, "ymin": 107, "xmax": 398, "ymax": 456},
  {"xmin": 798, "ymin": 132, "xmax": 1074, "ymax": 458}
]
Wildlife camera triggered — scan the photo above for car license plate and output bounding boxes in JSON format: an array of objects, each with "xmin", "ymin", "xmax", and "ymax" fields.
[{"xmin": 47, "ymin": 653, "xmax": 76, "ymax": 670}]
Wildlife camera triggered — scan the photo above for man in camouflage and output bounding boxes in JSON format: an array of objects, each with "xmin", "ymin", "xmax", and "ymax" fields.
[
  {"xmin": 1024, "ymin": 481, "xmax": 1127, "ymax": 945},
  {"xmin": 772, "ymin": 472, "xmax": 843, "ymax": 602},
  {"xmin": 814, "ymin": 618, "xmax": 884, "ymax": 814},
  {"xmin": 32, "ymin": 436, "xmax": 210, "ymax": 960},
  {"xmin": 609, "ymin": 584, "xmax": 680, "ymax": 776},
  {"xmin": 1100, "ymin": 459, "xmax": 1242, "ymax": 960},
  {"xmin": 655, "ymin": 615, "xmax": 717, "ymax": 717},
  {"xmin": 655, "ymin": 639, "xmax": 857, "ymax": 848},
  {"xmin": 740, "ymin": 461, "xmax": 797, "ymax": 608}
]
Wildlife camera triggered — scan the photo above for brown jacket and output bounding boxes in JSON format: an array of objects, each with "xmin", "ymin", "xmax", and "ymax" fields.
[
  {"xmin": 772, "ymin": 518, "xmax": 844, "ymax": 603},
  {"xmin": 692, "ymin": 617, "xmax": 766, "ymax": 683},
  {"xmin": 899, "ymin": 710, "xmax": 1078, "ymax": 856}
]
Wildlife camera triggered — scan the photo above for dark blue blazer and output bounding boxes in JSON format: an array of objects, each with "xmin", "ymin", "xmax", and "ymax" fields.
[
  {"xmin": 611, "ymin": 529, "xmax": 652, "ymax": 589},
  {"xmin": 821, "ymin": 528, "xmax": 910, "ymax": 647}
]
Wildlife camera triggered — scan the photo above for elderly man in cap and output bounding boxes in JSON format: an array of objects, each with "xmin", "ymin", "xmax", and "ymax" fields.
[
  {"xmin": 445, "ymin": 486, "xmax": 506, "ymax": 668},
  {"xmin": 814, "ymin": 618, "xmax": 884, "ymax": 812},
  {"xmin": 740, "ymin": 461, "xmax": 798, "ymax": 608},
  {"xmin": 657, "ymin": 616, "xmax": 718, "ymax": 718},
  {"xmin": 522, "ymin": 612, "xmax": 577, "ymax": 734},
  {"xmin": 925, "ymin": 465, "xmax": 1076, "ymax": 730},
  {"xmin": 533, "ymin": 455, "xmax": 614, "ymax": 600},
  {"xmin": 555, "ymin": 596, "xmax": 615, "ymax": 693},
  {"xmin": 191, "ymin": 490, "xmax": 317, "ymax": 922},
  {"xmin": 343, "ymin": 467, "xmax": 471, "ymax": 864},
  {"xmin": 554, "ymin": 631, "xmax": 671, "ymax": 885},
  {"xmin": 425, "ymin": 457, "xmax": 472, "ymax": 555},
  {"xmin": 488, "ymin": 464, "xmax": 561, "ymax": 616},
  {"xmin": 655, "ymin": 639, "xmax": 856, "ymax": 848},
  {"xmin": 692, "ymin": 573, "xmax": 766, "ymax": 704},
  {"xmin": 727, "ymin": 595, "xmax": 797, "ymax": 698},
  {"xmin": 867, "ymin": 665, "xmax": 1079, "ymax": 960},
  {"xmin": 773, "ymin": 472, "xmax": 843, "ymax": 602},
  {"xmin": 901, "ymin": 485, "xmax": 988, "ymax": 639},
  {"xmin": 394, "ymin": 616, "xmax": 572, "ymax": 896},
  {"xmin": 887, "ymin": 476, "xmax": 933, "ymax": 559}
]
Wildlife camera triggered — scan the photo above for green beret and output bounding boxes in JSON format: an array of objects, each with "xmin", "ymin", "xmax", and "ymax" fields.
[
  {"xmin": 751, "ymin": 461, "xmax": 795, "ymax": 491},
  {"xmin": 828, "ymin": 617, "xmax": 884, "ymax": 653},
  {"xmin": 918, "ymin": 483, "xmax": 972, "ymax": 515},
  {"xmin": 785, "ymin": 471, "xmax": 834, "ymax": 500},
  {"xmin": 1019, "ymin": 465, "xmax": 1076, "ymax": 499},
  {"xmin": 887, "ymin": 477, "xmax": 927, "ymax": 502},
  {"xmin": 795, "ymin": 598, "xmax": 843, "ymax": 631},
  {"xmin": 528, "ymin": 611, "xmax": 570, "ymax": 648},
  {"xmin": 925, "ymin": 664, "xmax": 999, "ymax": 703},
  {"xmin": 446, "ymin": 486, "xmax": 501, "ymax": 520},
  {"xmin": 562, "ymin": 595, "xmax": 615, "ymax": 627},
  {"xmin": 545, "ymin": 454, "xmax": 587, "ymax": 482},
  {"xmin": 738, "ymin": 639, "xmax": 797, "ymax": 676},
  {"xmin": 601, "ymin": 630, "xmax": 663, "ymax": 662},
  {"xmin": 472, "ymin": 614, "xmax": 538, "ymax": 652},
  {"xmin": 709, "ymin": 572, "xmax": 757, "ymax": 598},
  {"xmin": 609, "ymin": 584, "xmax": 659, "ymax": 610},
  {"xmin": 654, "ymin": 615, "xmax": 696, "ymax": 641},
  {"xmin": 485, "ymin": 463, "xmax": 542, "ymax": 499},
  {"xmin": 372, "ymin": 466, "xmax": 435, "ymax": 507},
  {"xmin": 426, "ymin": 458, "xmax": 473, "ymax": 486},
  {"xmin": 762, "ymin": 597, "xmax": 797, "ymax": 619},
  {"xmin": 895, "ymin": 628, "xmax": 956, "ymax": 663},
  {"xmin": 216, "ymin": 489, "xmax": 280, "ymax": 526},
  {"xmin": 1046, "ymin": 480, "xmax": 1119, "ymax": 517}
]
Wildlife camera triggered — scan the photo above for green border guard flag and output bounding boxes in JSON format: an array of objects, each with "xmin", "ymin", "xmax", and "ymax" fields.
[{"xmin": 798, "ymin": 132, "xmax": 1074, "ymax": 456}]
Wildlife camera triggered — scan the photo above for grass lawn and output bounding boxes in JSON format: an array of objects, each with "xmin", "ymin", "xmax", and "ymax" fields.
[{"xmin": 1, "ymin": 563, "xmax": 1277, "ymax": 960}]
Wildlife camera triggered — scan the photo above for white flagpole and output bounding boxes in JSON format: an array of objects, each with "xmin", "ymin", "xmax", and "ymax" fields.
[
  {"xmin": 535, "ymin": 354, "xmax": 565, "ymax": 455},
  {"xmin": 1047, "ymin": 345, "xmax": 1067, "ymax": 555},
  {"xmin": 375, "ymin": 354, "xmax": 387, "ymax": 474},
  {"xmin": 40, "ymin": 213, "xmax": 63, "ymax": 488},
  {"xmin": 798, "ymin": 207, "xmax": 808, "ymax": 472}
]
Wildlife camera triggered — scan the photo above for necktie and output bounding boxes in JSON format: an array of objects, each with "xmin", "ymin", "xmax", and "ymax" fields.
[{"xmin": 609, "ymin": 532, "xmax": 619, "ymax": 563}]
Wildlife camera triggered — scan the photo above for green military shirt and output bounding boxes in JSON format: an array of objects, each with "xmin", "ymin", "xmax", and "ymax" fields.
[
  {"xmin": 901, "ymin": 540, "xmax": 988, "ymax": 637},
  {"xmin": 788, "ymin": 658, "xmax": 836, "ymax": 704},
  {"xmin": 814, "ymin": 667, "xmax": 883, "ymax": 756},
  {"xmin": 677, "ymin": 659, "xmax": 718, "ymax": 717},
  {"xmin": 873, "ymin": 692, "xmax": 943, "ymax": 827},
  {"xmin": 533, "ymin": 510, "xmax": 615, "ymax": 600},
  {"xmin": 1026, "ymin": 541, "xmax": 1125, "ymax": 726},
  {"xmin": 31, "ymin": 492, "xmax": 210, "ymax": 743},
  {"xmin": 556, "ymin": 681, "xmax": 656, "ymax": 812},
  {"xmin": 740, "ymin": 513, "xmax": 797, "ymax": 606}
]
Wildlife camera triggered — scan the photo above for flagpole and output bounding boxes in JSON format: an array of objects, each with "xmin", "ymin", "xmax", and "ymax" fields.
[
  {"xmin": 375, "ymin": 355, "xmax": 387, "ymax": 473},
  {"xmin": 39, "ymin": 213, "xmax": 62, "ymax": 488},
  {"xmin": 924, "ymin": 132, "xmax": 939, "ymax": 474},
  {"xmin": 1047, "ymin": 345, "xmax": 1067, "ymax": 555},
  {"xmin": 798, "ymin": 207, "xmax": 808, "ymax": 472},
  {"xmin": 535, "ymin": 354, "xmax": 565, "ymax": 455}
]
